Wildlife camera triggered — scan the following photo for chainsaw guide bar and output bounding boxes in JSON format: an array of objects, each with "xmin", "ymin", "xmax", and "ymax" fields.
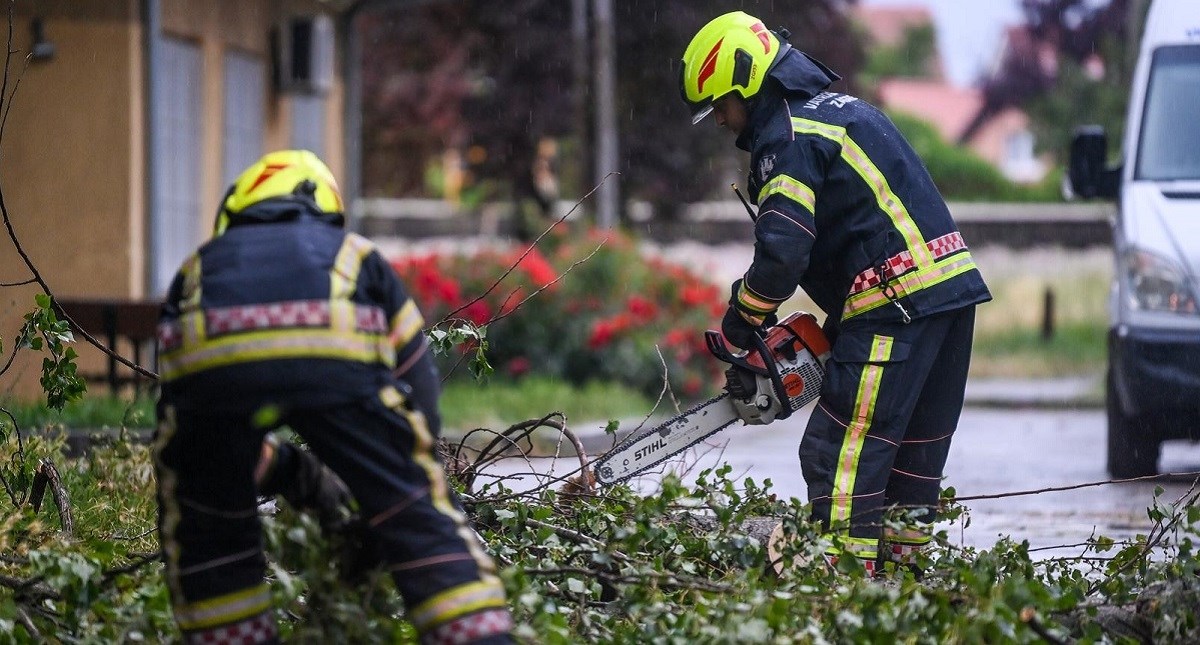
[
  {"xmin": 590, "ymin": 311, "xmax": 831, "ymax": 488},
  {"xmin": 591, "ymin": 394, "xmax": 740, "ymax": 487}
]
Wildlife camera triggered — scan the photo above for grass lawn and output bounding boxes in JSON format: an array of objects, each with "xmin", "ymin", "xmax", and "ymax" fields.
[
  {"xmin": 1, "ymin": 377, "xmax": 657, "ymax": 436},
  {"xmin": 969, "ymin": 246, "xmax": 1110, "ymax": 379},
  {"xmin": 440, "ymin": 376, "xmax": 657, "ymax": 434}
]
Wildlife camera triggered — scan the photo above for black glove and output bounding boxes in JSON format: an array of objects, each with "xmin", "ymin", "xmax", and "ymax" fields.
[
  {"xmin": 723, "ymin": 279, "xmax": 776, "ymax": 350},
  {"xmin": 722, "ymin": 305, "xmax": 760, "ymax": 351}
]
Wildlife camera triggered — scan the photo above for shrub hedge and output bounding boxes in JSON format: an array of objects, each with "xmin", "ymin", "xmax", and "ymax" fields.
[{"xmin": 389, "ymin": 226, "xmax": 730, "ymax": 401}]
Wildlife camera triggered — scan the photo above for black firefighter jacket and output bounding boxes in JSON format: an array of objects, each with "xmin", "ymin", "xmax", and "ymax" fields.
[
  {"xmin": 156, "ymin": 211, "xmax": 439, "ymax": 429},
  {"xmin": 732, "ymin": 48, "xmax": 992, "ymax": 334}
]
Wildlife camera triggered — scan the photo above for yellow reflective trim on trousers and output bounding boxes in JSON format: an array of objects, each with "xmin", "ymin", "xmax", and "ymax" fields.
[
  {"xmin": 174, "ymin": 583, "xmax": 271, "ymax": 630},
  {"xmin": 831, "ymin": 334, "xmax": 892, "ymax": 527},
  {"xmin": 153, "ymin": 407, "xmax": 186, "ymax": 606},
  {"xmin": 331, "ymin": 233, "xmax": 375, "ymax": 299},
  {"xmin": 379, "ymin": 386, "xmax": 501, "ymax": 586},
  {"xmin": 159, "ymin": 328, "xmax": 394, "ymax": 381},
  {"xmin": 409, "ymin": 579, "xmax": 508, "ymax": 631},
  {"xmin": 792, "ymin": 116, "xmax": 933, "ymax": 268},
  {"xmin": 884, "ymin": 526, "xmax": 932, "ymax": 546},
  {"xmin": 843, "ymin": 253, "xmax": 978, "ymax": 320},
  {"xmin": 756, "ymin": 174, "xmax": 816, "ymax": 215},
  {"xmin": 390, "ymin": 299, "xmax": 424, "ymax": 348},
  {"xmin": 825, "ymin": 536, "xmax": 879, "ymax": 560}
]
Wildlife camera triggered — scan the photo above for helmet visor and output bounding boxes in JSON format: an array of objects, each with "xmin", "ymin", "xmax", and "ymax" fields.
[{"xmin": 690, "ymin": 103, "xmax": 715, "ymax": 125}]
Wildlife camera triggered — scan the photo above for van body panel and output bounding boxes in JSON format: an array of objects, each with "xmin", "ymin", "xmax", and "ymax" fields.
[
  {"xmin": 1120, "ymin": 184, "xmax": 1200, "ymax": 282},
  {"xmin": 1107, "ymin": 0, "xmax": 1200, "ymax": 465}
]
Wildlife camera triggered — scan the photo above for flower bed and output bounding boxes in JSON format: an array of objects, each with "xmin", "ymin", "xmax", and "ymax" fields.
[{"xmin": 388, "ymin": 228, "xmax": 730, "ymax": 400}]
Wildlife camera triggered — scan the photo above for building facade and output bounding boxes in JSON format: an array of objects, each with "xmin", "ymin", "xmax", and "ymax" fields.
[{"xmin": 1, "ymin": 0, "xmax": 351, "ymax": 399}]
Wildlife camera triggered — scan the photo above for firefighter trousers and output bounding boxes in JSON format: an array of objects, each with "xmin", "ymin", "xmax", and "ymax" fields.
[
  {"xmin": 799, "ymin": 306, "xmax": 976, "ymax": 568},
  {"xmin": 153, "ymin": 383, "xmax": 513, "ymax": 644}
]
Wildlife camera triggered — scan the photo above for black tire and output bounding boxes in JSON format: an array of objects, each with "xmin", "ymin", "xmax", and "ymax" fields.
[{"xmin": 1106, "ymin": 369, "xmax": 1159, "ymax": 478}]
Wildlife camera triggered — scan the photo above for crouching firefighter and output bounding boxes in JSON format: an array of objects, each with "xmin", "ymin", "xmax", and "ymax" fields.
[{"xmin": 153, "ymin": 150, "xmax": 514, "ymax": 644}]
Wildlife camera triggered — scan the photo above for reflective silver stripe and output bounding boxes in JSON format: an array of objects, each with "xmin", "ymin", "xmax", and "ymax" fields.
[
  {"xmin": 180, "ymin": 253, "xmax": 203, "ymax": 310},
  {"xmin": 843, "ymin": 253, "xmax": 978, "ymax": 319},
  {"xmin": 331, "ymin": 233, "xmax": 375, "ymax": 299},
  {"xmin": 159, "ymin": 328, "xmax": 394, "ymax": 381},
  {"xmin": 849, "ymin": 232, "xmax": 967, "ymax": 296},
  {"xmin": 756, "ymin": 173, "xmax": 816, "ymax": 214},
  {"xmin": 390, "ymin": 299, "xmax": 423, "ymax": 347},
  {"xmin": 174, "ymin": 583, "xmax": 271, "ymax": 630},
  {"xmin": 409, "ymin": 580, "xmax": 508, "ymax": 631}
]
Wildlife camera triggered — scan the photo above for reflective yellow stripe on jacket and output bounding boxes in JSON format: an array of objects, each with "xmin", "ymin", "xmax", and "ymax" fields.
[
  {"xmin": 791, "ymin": 116, "xmax": 980, "ymax": 321},
  {"xmin": 159, "ymin": 234, "xmax": 402, "ymax": 382}
]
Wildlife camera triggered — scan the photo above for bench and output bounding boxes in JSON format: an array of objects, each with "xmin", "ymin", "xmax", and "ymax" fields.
[{"xmin": 55, "ymin": 298, "xmax": 160, "ymax": 395}]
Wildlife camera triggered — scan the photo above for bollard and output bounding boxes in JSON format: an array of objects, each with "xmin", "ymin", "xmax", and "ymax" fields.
[{"xmin": 1041, "ymin": 287, "xmax": 1056, "ymax": 341}]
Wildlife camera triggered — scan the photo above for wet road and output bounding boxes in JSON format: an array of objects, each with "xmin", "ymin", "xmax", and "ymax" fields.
[{"xmin": 486, "ymin": 405, "xmax": 1200, "ymax": 556}]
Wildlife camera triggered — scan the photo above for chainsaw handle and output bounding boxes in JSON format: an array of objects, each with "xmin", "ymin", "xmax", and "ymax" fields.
[
  {"xmin": 704, "ymin": 330, "xmax": 768, "ymax": 376},
  {"xmin": 705, "ymin": 327, "xmax": 796, "ymax": 422}
]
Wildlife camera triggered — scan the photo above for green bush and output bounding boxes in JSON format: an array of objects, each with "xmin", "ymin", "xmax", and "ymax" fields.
[
  {"xmin": 390, "ymin": 227, "xmax": 729, "ymax": 401},
  {"xmin": 888, "ymin": 111, "xmax": 1063, "ymax": 202}
]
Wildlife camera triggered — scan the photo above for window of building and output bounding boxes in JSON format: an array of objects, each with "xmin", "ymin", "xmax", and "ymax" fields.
[
  {"xmin": 152, "ymin": 36, "xmax": 203, "ymax": 295},
  {"xmin": 222, "ymin": 51, "xmax": 266, "ymax": 186},
  {"xmin": 290, "ymin": 93, "xmax": 325, "ymax": 158}
]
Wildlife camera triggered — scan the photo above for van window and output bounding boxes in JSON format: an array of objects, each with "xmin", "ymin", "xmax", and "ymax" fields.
[{"xmin": 1135, "ymin": 45, "xmax": 1200, "ymax": 181}]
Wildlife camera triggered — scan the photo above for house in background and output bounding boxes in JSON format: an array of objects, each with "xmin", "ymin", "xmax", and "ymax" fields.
[
  {"xmin": 852, "ymin": 5, "xmax": 1048, "ymax": 184},
  {"xmin": 876, "ymin": 78, "xmax": 1048, "ymax": 183},
  {"xmin": 0, "ymin": 0, "xmax": 355, "ymax": 399}
]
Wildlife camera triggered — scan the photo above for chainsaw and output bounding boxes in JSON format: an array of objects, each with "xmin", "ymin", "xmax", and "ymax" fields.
[{"xmin": 592, "ymin": 311, "xmax": 831, "ymax": 487}]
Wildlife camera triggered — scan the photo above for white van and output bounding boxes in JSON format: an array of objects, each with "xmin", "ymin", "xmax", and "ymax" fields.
[{"xmin": 1068, "ymin": 0, "xmax": 1200, "ymax": 477}]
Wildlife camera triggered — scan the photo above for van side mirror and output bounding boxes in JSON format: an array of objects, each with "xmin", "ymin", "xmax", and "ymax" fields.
[{"xmin": 1067, "ymin": 126, "xmax": 1120, "ymax": 200}]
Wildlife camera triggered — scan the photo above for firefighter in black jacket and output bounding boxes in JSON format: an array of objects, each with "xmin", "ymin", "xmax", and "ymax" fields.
[
  {"xmin": 680, "ymin": 12, "xmax": 992, "ymax": 574},
  {"xmin": 153, "ymin": 150, "xmax": 513, "ymax": 643}
]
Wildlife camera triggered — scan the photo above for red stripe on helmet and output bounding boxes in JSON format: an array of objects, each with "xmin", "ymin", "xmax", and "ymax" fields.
[
  {"xmin": 247, "ymin": 163, "xmax": 291, "ymax": 194},
  {"xmin": 696, "ymin": 37, "xmax": 724, "ymax": 94},
  {"xmin": 750, "ymin": 22, "xmax": 771, "ymax": 54}
]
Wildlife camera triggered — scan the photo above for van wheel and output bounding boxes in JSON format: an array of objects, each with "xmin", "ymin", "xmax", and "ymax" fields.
[{"xmin": 1106, "ymin": 370, "xmax": 1159, "ymax": 479}]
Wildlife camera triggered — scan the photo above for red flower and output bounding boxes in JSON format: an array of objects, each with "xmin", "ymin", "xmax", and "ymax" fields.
[
  {"xmin": 609, "ymin": 313, "xmax": 634, "ymax": 333},
  {"xmin": 505, "ymin": 248, "xmax": 558, "ymax": 288},
  {"xmin": 462, "ymin": 300, "xmax": 491, "ymax": 326},
  {"xmin": 435, "ymin": 276, "xmax": 462, "ymax": 307},
  {"xmin": 627, "ymin": 295, "xmax": 658, "ymax": 320},
  {"xmin": 681, "ymin": 283, "xmax": 720, "ymax": 307},
  {"xmin": 664, "ymin": 328, "xmax": 692, "ymax": 348},
  {"xmin": 588, "ymin": 319, "xmax": 615, "ymax": 349}
]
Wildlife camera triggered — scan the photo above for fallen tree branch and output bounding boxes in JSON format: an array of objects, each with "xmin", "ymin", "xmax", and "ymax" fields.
[{"xmin": 27, "ymin": 458, "xmax": 73, "ymax": 535}]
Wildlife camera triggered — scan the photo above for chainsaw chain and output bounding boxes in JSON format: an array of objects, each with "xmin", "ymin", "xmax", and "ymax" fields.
[{"xmin": 592, "ymin": 392, "xmax": 738, "ymax": 487}]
